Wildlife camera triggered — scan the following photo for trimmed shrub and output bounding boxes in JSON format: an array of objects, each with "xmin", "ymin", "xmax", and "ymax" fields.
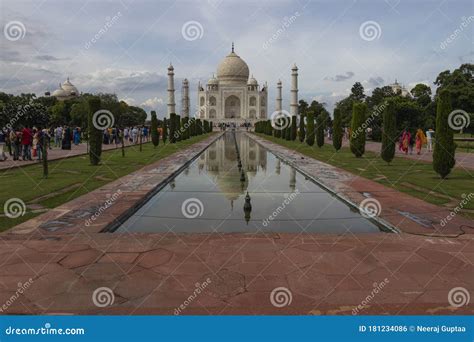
[
  {"xmin": 162, "ymin": 118, "xmax": 168, "ymax": 144},
  {"xmin": 350, "ymin": 102, "xmax": 367, "ymax": 157},
  {"xmin": 298, "ymin": 114, "xmax": 306, "ymax": 142},
  {"xmin": 316, "ymin": 113, "xmax": 325, "ymax": 148},
  {"xmin": 169, "ymin": 113, "xmax": 176, "ymax": 143},
  {"xmin": 151, "ymin": 111, "xmax": 159, "ymax": 147},
  {"xmin": 332, "ymin": 108, "xmax": 342, "ymax": 151},
  {"xmin": 87, "ymin": 97, "xmax": 102, "ymax": 165},
  {"xmin": 306, "ymin": 111, "xmax": 315, "ymax": 146},
  {"xmin": 433, "ymin": 90, "xmax": 456, "ymax": 178},
  {"xmin": 381, "ymin": 100, "xmax": 397, "ymax": 164}
]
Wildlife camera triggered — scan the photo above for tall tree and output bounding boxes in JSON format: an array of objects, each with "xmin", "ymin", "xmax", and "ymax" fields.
[
  {"xmin": 316, "ymin": 113, "xmax": 325, "ymax": 147},
  {"xmin": 151, "ymin": 111, "xmax": 159, "ymax": 148},
  {"xmin": 306, "ymin": 111, "xmax": 315, "ymax": 146},
  {"xmin": 169, "ymin": 113, "xmax": 176, "ymax": 143},
  {"xmin": 298, "ymin": 113, "xmax": 306, "ymax": 142},
  {"xmin": 381, "ymin": 99, "xmax": 397, "ymax": 164},
  {"xmin": 433, "ymin": 90, "xmax": 456, "ymax": 179},
  {"xmin": 350, "ymin": 102, "xmax": 367, "ymax": 157},
  {"xmin": 332, "ymin": 108, "xmax": 342, "ymax": 151},
  {"xmin": 351, "ymin": 82, "xmax": 365, "ymax": 102},
  {"xmin": 162, "ymin": 118, "xmax": 168, "ymax": 144},
  {"xmin": 290, "ymin": 116, "xmax": 297, "ymax": 140},
  {"xmin": 87, "ymin": 97, "xmax": 102, "ymax": 165}
]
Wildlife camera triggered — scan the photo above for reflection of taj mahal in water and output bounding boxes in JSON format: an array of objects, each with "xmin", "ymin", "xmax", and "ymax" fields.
[{"xmin": 198, "ymin": 133, "xmax": 267, "ymax": 201}]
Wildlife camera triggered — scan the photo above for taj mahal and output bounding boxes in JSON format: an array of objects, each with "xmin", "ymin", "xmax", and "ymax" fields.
[{"xmin": 166, "ymin": 44, "xmax": 299, "ymax": 126}]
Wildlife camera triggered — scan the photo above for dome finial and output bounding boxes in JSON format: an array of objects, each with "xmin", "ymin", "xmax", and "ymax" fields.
[{"xmin": 232, "ymin": 42, "xmax": 234, "ymax": 53}]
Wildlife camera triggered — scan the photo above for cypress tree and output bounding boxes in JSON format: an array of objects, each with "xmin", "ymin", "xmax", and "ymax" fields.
[
  {"xmin": 332, "ymin": 108, "xmax": 342, "ymax": 151},
  {"xmin": 350, "ymin": 102, "xmax": 367, "ymax": 157},
  {"xmin": 433, "ymin": 90, "xmax": 456, "ymax": 178},
  {"xmin": 381, "ymin": 100, "xmax": 397, "ymax": 164},
  {"xmin": 316, "ymin": 113, "xmax": 325, "ymax": 148},
  {"xmin": 291, "ymin": 116, "xmax": 297, "ymax": 140},
  {"xmin": 299, "ymin": 114, "xmax": 306, "ymax": 142},
  {"xmin": 183, "ymin": 117, "xmax": 189, "ymax": 139},
  {"xmin": 175, "ymin": 115, "xmax": 181, "ymax": 141},
  {"xmin": 87, "ymin": 97, "xmax": 102, "ymax": 165},
  {"xmin": 306, "ymin": 111, "xmax": 315, "ymax": 146},
  {"xmin": 151, "ymin": 111, "xmax": 159, "ymax": 148},
  {"xmin": 162, "ymin": 118, "xmax": 168, "ymax": 144},
  {"xmin": 169, "ymin": 113, "xmax": 176, "ymax": 143}
]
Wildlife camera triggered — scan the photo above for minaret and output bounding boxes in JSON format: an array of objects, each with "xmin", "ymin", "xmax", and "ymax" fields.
[
  {"xmin": 181, "ymin": 78, "xmax": 189, "ymax": 118},
  {"xmin": 290, "ymin": 64, "xmax": 298, "ymax": 117},
  {"xmin": 167, "ymin": 63, "xmax": 176, "ymax": 117},
  {"xmin": 276, "ymin": 79, "xmax": 282, "ymax": 114}
]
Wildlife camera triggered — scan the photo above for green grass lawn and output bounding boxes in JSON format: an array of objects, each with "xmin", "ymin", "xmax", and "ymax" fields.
[
  {"xmin": 256, "ymin": 133, "xmax": 474, "ymax": 219},
  {"xmin": 0, "ymin": 134, "xmax": 214, "ymax": 232}
]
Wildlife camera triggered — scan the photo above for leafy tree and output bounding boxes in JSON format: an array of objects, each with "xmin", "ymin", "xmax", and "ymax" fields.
[
  {"xmin": 169, "ymin": 113, "xmax": 176, "ymax": 143},
  {"xmin": 411, "ymin": 83, "xmax": 432, "ymax": 107},
  {"xmin": 290, "ymin": 116, "xmax": 297, "ymax": 140},
  {"xmin": 332, "ymin": 107, "xmax": 342, "ymax": 151},
  {"xmin": 151, "ymin": 111, "xmax": 159, "ymax": 147},
  {"xmin": 162, "ymin": 118, "xmax": 168, "ymax": 144},
  {"xmin": 350, "ymin": 102, "xmax": 367, "ymax": 157},
  {"xmin": 306, "ymin": 111, "xmax": 315, "ymax": 146},
  {"xmin": 298, "ymin": 113, "xmax": 305, "ymax": 142},
  {"xmin": 87, "ymin": 97, "xmax": 102, "ymax": 165},
  {"xmin": 433, "ymin": 90, "xmax": 456, "ymax": 178},
  {"xmin": 316, "ymin": 113, "xmax": 325, "ymax": 147},
  {"xmin": 381, "ymin": 99, "xmax": 397, "ymax": 164},
  {"xmin": 351, "ymin": 82, "xmax": 365, "ymax": 102}
]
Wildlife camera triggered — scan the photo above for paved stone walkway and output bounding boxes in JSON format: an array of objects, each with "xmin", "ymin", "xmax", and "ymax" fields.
[
  {"xmin": 329, "ymin": 138, "xmax": 474, "ymax": 170},
  {"xmin": 0, "ymin": 132, "xmax": 472, "ymax": 315},
  {"xmin": 0, "ymin": 140, "xmax": 149, "ymax": 171}
]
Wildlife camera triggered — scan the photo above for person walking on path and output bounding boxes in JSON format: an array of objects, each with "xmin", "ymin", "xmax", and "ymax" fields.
[
  {"xmin": 415, "ymin": 129, "xmax": 426, "ymax": 155},
  {"xmin": 21, "ymin": 126, "xmax": 33, "ymax": 161},
  {"xmin": 426, "ymin": 129, "xmax": 434, "ymax": 152},
  {"xmin": 408, "ymin": 131, "xmax": 415, "ymax": 155}
]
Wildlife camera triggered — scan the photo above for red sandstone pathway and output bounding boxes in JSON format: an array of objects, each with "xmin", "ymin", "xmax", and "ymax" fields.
[
  {"xmin": 0, "ymin": 140, "xmax": 151, "ymax": 171},
  {"xmin": 0, "ymin": 132, "xmax": 472, "ymax": 315},
  {"xmin": 330, "ymin": 138, "xmax": 474, "ymax": 170}
]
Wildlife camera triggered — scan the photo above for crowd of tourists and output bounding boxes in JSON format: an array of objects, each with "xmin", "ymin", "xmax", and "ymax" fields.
[
  {"xmin": 398, "ymin": 129, "xmax": 435, "ymax": 155},
  {"xmin": 0, "ymin": 125, "xmax": 151, "ymax": 162}
]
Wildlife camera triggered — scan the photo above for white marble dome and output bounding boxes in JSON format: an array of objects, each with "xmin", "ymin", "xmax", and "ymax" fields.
[
  {"xmin": 61, "ymin": 78, "xmax": 79, "ymax": 95},
  {"xmin": 216, "ymin": 46, "xmax": 249, "ymax": 85},
  {"xmin": 247, "ymin": 75, "xmax": 258, "ymax": 86}
]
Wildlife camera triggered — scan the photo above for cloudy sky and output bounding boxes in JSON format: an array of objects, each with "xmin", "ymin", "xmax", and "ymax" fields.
[{"xmin": 1, "ymin": 0, "xmax": 472, "ymax": 118}]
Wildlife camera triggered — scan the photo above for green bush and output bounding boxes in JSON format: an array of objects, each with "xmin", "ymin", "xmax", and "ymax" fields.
[
  {"xmin": 350, "ymin": 102, "xmax": 367, "ymax": 157},
  {"xmin": 316, "ymin": 113, "xmax": 325, "ymax": 148},
  {"xmin": 151, "ymin": 111, "xmax": 159, "ymax": 147},
  {"xmin": 433, "ymin": 90, "xmax": 456, "ymax": 178},
  {"xmin": 306, "ymin": 111, "xmax": 315, "ymax": 146},
  {"xmin": 298, "ymin": 114, "xmax": 306, "ymax": 142},
  {"xmin": 162, "ymin": 117, "xmax": 168, "ymax": 144},
  {"xmin": 169, "ymin": 113, "xmax": 176, "ymax": 143},
  {"xmin": 87, "ymin": 97, "xmax": 103, "ymax": 165},
  {"xmin": 332, "ymin": 108, "xmax": 342, "ymax": 151},
  {"xmin": 291, "ymin": 116, "xmax": 297, "ymax": 140},
  {"xmin": 381, "ymin": 100, "xmax": 397, "ymax": 164}
]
